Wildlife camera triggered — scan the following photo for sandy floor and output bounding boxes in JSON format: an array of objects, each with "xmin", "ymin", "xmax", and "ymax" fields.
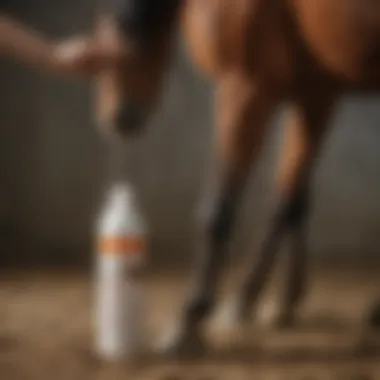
[{"xmin": 1, "ymin": 267, "xmax": 380, "ymax": 380}]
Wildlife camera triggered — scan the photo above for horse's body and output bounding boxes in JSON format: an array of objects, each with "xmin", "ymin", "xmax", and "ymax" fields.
[
  {"xmin": 183, "ymin": 0, "xmax": 380, "ymax": 88},
  {"xmin": 92, "ymin": 0, "xmax": 380, "ymax": 354}
]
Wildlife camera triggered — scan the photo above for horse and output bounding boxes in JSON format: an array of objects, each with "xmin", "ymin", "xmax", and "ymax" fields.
[{"xmin": 81, "ymin": 0, "xmax": 380, "ymax": 355}]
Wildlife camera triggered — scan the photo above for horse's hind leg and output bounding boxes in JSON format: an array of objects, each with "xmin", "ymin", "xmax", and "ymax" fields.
[
  {"xmin": 158, "ymin": 74, "xmax": 279, "ymax": 356},
  {"xmin": 235, "ymin": 93, "xmax": 336, "ymax": 327}
]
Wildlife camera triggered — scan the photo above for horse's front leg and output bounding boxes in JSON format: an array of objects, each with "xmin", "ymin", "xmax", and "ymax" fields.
[{"xmin": 158, "ymin": 73, "xmax": 279, "ymax": 356}]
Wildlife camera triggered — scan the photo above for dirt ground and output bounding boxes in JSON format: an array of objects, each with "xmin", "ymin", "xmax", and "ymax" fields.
[{"xmin": 1, "ymin": 267, "xmax": 380, "ymax": 380}]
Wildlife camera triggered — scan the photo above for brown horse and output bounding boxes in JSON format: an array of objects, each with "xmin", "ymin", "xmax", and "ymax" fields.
[{"xmin": 81, "ymin": 0, "xmax": 380, "ymax": 355}]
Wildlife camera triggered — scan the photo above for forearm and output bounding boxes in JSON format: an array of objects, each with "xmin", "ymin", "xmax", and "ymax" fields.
[
  {"xmin": 0, "ymin": 13, "xmax": 61, "ymax": 71},
  {"xmin": 0, "ymin": 12, "xmax": 124, "ymax": 77}
]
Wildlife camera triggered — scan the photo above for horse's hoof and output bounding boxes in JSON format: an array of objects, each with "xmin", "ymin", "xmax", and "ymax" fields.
[
  {"xmin": 215, "ymin": 296, "xmax": 250, "ymax": 331},
  {"xmin": 254, "ymin": 300, "xmax": 280, "ymax": 327},
  {"xmin": 154, "ymin": 324, "xmax": 207, "ymax": 358},
  {"xmin": 252, "ymin": 301, "xmax": 297, "ymax": 329}
]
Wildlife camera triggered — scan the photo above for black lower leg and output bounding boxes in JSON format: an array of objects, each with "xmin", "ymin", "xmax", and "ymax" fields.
[
  {"xmin": 184, "ymin": 177, "xmax": 245, "ymax": 328},
  {"xmin": 280, "ymin": 181, "xmax": 310, "ymax": 314},
  {"xmin": 238, "ymin": 209, "xmax": 287, "ymax": 320},
  {"xmin": 238, "ymin": 173, "xmax": 310, "ymax": 320}
]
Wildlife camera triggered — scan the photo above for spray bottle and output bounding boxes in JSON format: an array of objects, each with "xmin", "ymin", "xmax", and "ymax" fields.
[{"xmin": 94, "ymin": 181, "xmax": 146, "ymax": 360}]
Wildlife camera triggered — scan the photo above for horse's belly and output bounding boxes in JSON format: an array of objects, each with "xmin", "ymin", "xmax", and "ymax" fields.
[{"xmin": 291, "ymin": 0, "xmax": 380, "ymax": 82}]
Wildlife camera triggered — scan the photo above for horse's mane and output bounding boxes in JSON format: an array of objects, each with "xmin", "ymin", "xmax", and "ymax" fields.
[{"xmin": 110, "ymin": 0, "xmax": 181, "ymax": 44}]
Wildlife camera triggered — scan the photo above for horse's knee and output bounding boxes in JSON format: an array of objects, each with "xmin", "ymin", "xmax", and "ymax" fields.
[
  {"xmin": 196, "ymin": 188, "xmax": 240, "ymax": 244},
  {"xmin": 280, "ymin": 182, "xmax": 310, "ymax": 228},
  {"xmin": 283, "ymin": 194, "xmax": 308, "ymax": 227}
]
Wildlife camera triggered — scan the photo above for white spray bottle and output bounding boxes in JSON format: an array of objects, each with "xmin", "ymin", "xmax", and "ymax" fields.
[{"xmin": 94, "ymin": 181, "xmax": 146, "ymax": 361}]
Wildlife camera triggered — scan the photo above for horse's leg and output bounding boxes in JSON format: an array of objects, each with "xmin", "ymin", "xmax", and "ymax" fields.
[
  {"xmin": 159, "ymin": 74, "xmax": 279, "ymax": 355},
  {"xmin": 235, "ymin": 93, "xmax": 336, "ymax": 327},
  {"xmin": 274, "ymin": 161, "xmax": 312, "ymax": 327}
]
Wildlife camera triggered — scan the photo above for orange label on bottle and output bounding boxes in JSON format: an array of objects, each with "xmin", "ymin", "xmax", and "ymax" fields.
[{"xmin": 97, "ymin": 236, "xmax": 145, "ymax": 256}]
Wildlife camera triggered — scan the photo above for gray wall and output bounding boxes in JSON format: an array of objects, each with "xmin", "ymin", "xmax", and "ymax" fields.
[{"xmin": 1, "ymin": 1, "xmax": 380, "ymax": 268}]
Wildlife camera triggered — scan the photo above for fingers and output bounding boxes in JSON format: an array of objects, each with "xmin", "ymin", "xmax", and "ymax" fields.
[
  {"xmin": 53, "ymin": 35, "xmax": 127, "ymax": 77},
  {"xmin": 53, "ymin": 37, "xmax": 101, "ymax": 77}
]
